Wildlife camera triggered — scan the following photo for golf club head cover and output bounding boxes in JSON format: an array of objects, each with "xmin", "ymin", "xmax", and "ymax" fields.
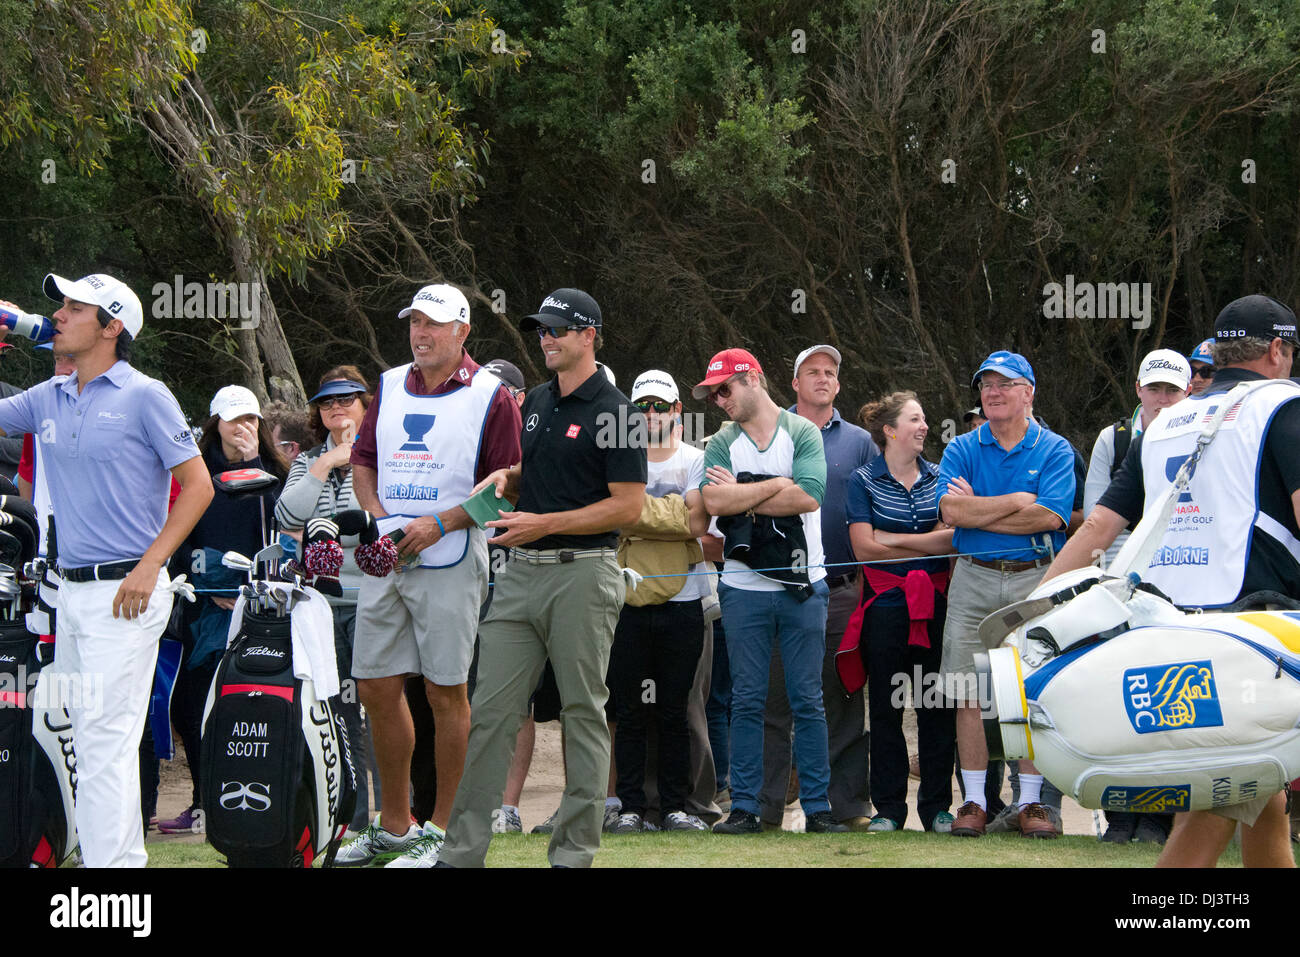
[
  {"xmin": 0, "ymin": 495, "xmax": 40, "ymax": 566},
  {"xmin": 0, "ymin": 528, "xmax": 22, "ymax": 568},
  {"xmin": 332, "ymin": 509, "xmax": 379, "ymax": 546},
  {"xmin": 355, "ymin": 535, "xmax": 399, "ymax": 577},
  {"xmin": 304, "ymin": 517, "xmax": 344, "ymax": 597}
]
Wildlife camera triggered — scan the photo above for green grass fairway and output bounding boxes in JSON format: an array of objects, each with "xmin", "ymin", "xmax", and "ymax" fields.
[{"xmin": 139, "ymin": 830, "xmax": 1249, "ymax": 868}]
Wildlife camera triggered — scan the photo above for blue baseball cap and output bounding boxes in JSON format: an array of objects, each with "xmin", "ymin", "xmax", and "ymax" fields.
[
  {"xmin": 971, "ymin": 350, "xmax": 1035, "ymax": 388},
  {"xmin": 1187, "ymin": 338, "xmax": 1214, "ymax": 364},
  {"xmin": 308, "ymin": 378, "xmax": 369, "ymax": 404}
]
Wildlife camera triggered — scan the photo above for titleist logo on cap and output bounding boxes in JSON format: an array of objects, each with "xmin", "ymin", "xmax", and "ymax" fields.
[
  {"xmin": 1145, "ymin": 359, "xmax": 1183, "ymax": 371},
  {"xmin": 541, "ymin": 296, "xmax": 569, "ymax": 311},
  {"xmin": 415, "ymin": 291, "xmax": 445, "ymax": 304}
]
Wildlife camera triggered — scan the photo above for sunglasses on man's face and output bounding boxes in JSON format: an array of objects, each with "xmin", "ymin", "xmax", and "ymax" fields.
[
  {"xmin": 317, "ymin": 394, "xmax": 360, "ymax": 410},
  {"xmin": 537, "ymin": 324, "xmax": 584, "ymax": 340},
  {"xmin": 1192, "ymin": 366, "xmax": 1215, "ymax": 379},
  {"xmin": 635, "ymin": 399, "xmax": 674, "ymax": 413},
  {"xmin": 711, "ymin": 376, "xmax": 747, "ymax": 401}
]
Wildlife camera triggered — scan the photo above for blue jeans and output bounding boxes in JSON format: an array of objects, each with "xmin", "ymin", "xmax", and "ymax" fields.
[
  {"xmin": 706, "ymin": 618, "xmax": 731, "ymax": 791},
  {"xmin": 720, "ymin": 580, "xmax": 831, "ymax": 816}
]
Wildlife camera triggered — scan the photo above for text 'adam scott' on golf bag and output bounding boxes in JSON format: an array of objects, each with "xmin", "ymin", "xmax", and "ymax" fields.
[
  {"xmin": 199, "ymin": 468, "xmax": 356, "ymax": 868},
  {"xmin": 0, "ymin": 487, "xmax": 78, "ymax": 868}
]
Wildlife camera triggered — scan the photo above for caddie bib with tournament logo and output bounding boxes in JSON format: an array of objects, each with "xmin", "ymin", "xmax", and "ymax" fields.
[
  {"xmin": 1139, "ymin": 380, "xmax": 1300, "ymax": 606},
  {"xmin": 376, "ymin": 364, "xmax": 497, "ymax": 568}
]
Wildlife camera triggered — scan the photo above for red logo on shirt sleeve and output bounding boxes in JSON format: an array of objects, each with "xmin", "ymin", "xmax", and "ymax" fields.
[{"xmin": 565, "ymin": 424, "xmax": 581, "ymax": 439}]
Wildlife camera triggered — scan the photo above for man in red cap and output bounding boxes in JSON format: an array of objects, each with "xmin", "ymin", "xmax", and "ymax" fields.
[{"xmin": 694, "ymin": 349, "xmax": 846, "ymax": 834}]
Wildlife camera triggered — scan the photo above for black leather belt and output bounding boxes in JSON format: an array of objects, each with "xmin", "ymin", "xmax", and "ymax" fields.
[{"xmin": 60, "ymin": 560, "xmax": 138, "ymax": 582}]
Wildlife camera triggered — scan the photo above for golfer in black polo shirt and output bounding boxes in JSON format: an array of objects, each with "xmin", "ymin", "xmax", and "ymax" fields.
[{"xmin": 438, "ymin": 288, "xmax": 647, "ymax": 868}]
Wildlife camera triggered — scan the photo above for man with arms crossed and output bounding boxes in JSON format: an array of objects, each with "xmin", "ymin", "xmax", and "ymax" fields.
[
  {"xmin": 0, "ymin": 273, "xmax": 212, "ymax": 866},
  {"xmin": 938, "ymin": 350, "xmax": 1075, "ymax": 839},
  {"xmin": 697, "ymin": 348, "xmax": 846, "ymax": 835}
]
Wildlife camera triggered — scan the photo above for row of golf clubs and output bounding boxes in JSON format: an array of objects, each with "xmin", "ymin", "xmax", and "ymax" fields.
[
  {"xmin": 221, "ymin": 544, "xmax": 309, "ymax": 618},
  {"xmin": 0, "ymin": 561, "xmax": 24, "ymax": 621}
]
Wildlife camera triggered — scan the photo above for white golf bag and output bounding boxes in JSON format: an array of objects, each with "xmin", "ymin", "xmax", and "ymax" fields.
[{"xmin": 976, "ymin": 567, "xmax": 1300, "ymax": 814}]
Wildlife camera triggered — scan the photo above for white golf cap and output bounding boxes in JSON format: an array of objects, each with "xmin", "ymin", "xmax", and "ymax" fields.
[
  {"xmin": 793, "ymin": 344, "xmax": 841, "ymax": 377},
  {"xmin": 398, "ymin": 283, "xmax": 470, "ymax": 324},
  {"xmin": 210, "ymin": 384, "xmax": 262, "ymax": 422},
  {"xmin": 631, "ymin": 369, "xmax": 679, "ymax": 403},
  {"xmin": 1137, "ymin": 349, "xmax": 1191, "ymax": 390},
  {"xmin": 43, "ymin": 272, "xmax": 144, "ymax": 339}
]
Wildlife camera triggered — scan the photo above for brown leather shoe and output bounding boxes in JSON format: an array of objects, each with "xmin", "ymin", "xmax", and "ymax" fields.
[
  {"xmin": 950, "ymin": 801, "xmax": 987, "ymax": 837},
  {"xmin": 1018, "ymin": 802, "xmax": 1060, "ymax": 839}
]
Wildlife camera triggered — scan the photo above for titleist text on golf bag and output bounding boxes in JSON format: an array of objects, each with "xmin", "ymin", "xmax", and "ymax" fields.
[
  {"xmin": 0, "ymin": 622, "xmax": 78, "ymax": 868},
  {"xmin": 200, "ymin": 609, "xmax": 355, "ymax": 867}
]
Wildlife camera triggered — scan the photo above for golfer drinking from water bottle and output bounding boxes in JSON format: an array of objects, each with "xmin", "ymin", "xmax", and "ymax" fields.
[{"xmin": 0, "ymin": 272, "xmax": 212, "ymax": 867}]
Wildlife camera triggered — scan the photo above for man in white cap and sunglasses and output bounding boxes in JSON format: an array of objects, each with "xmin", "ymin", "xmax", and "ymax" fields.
[
  {"xmin": 0, "ymin": 272, "xmax": 213, "ymax": 866},
  {"xmin": 342, "ymin": 282, "xmax": 522, "ymax": 867}
]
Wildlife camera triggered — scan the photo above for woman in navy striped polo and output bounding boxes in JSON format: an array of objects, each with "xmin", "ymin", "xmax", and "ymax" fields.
[{"xmin": 844, "ymin": 392, "xmax": 957, "ymax": 833}]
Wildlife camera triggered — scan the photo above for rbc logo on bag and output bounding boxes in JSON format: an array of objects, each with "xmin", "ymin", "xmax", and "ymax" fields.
[
  {"xmin": 1100, "ymin": 785, "xmax": 1191, "ymax": 812},
  {"xmin": 1123, "ymin": 660, "xmax": 1223, "ymax": 734}
]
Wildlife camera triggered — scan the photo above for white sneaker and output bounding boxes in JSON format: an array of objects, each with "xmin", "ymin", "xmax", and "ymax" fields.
[
  {"xmin": 611, "ymin": 812, "xmax": 643, "ymax": 833},
  {"xmin": 491, "ymin": 806, "xmax": 523, "ymax": 833},
  {"xmin": 664, "ymin": 811, "xmax": 708, "ymax": 831},
  {"xmin": 603, "ymin": 803, "xmax": 623, "ymax": 832},
  {"xmin": 384, "ymin": 822, "xmax": 446, "ymax": 868},
  {"xmin": 335, "ymin": 819, "xmax": 422, "ymax": 867}
]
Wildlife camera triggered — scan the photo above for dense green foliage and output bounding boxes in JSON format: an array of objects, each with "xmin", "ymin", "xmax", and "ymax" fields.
[{"xmin": 4, "ymin": 0, "xmax": 1300, "ymax": 448}]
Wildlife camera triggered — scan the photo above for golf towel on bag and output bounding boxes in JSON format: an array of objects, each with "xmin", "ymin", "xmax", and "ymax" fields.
[
  {"xmin": 224, "ymin": 587, "xmax": 338, "ymax": 698},
  {"xmin": 979, "ymin": 570, "xmax": 1300, "ymax": 814},
  {"xmin": 0, "ymin": 622, "xmax": 78, "ymax": 868},
  {"xmin": 202, "ymin": 600, "xmax": 354, "ymax": 867}
]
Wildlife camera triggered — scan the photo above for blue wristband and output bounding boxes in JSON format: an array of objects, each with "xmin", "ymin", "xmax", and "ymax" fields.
[{"xmin": 433, "ymin": 513, "xmax": 446, "ymax": 536}]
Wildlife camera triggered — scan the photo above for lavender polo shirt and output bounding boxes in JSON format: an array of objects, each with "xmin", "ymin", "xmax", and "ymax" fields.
[{"xmin": 0, "ymin": 361, "xmax": 199, "ymax": 567}]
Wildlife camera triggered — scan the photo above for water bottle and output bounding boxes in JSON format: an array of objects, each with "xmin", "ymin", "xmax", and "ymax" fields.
[{"xmin": 0, "ymin": 305, "xmax": 56, "ymax": 343}]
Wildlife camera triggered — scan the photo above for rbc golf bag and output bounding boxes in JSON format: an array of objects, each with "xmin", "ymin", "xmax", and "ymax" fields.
[
  {"xmin": 0, "ymin": 497, "xmax": 78, "ymax": 868},
  {"xmin": 977, "ymin": 567, "xmax": 1300, "ymax": 815}
]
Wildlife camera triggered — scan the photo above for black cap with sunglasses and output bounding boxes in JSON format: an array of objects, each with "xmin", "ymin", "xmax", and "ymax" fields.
[{"xmin": 519, "ymin": 287, "xmax": 602, "ymax": 333}]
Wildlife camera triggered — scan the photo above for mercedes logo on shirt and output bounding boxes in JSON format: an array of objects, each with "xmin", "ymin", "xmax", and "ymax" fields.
[{"xmin": 526, "ymin": 413, "xmax": 539, "ymax": 432}]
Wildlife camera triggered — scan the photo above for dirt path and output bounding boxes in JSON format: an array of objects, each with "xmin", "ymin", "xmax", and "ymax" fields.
[{"xmin": 151, "ymin": 709, "xmax": 1100, "ymax": 845}]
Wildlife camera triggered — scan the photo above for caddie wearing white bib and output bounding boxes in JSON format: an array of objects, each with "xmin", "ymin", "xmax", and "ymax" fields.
[
  {"xmin": 342, "ymin": 283, "xmax": 522, "ymax": 868},
  {"xmin": 1046, "ymin": 293, "xmax": 1300, "ymax": 868}
]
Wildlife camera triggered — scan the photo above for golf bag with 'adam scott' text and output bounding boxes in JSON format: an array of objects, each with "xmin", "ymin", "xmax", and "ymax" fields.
[{"xmin": 200, "ymin": 607, "xmax": 355, "ymax": 867}]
